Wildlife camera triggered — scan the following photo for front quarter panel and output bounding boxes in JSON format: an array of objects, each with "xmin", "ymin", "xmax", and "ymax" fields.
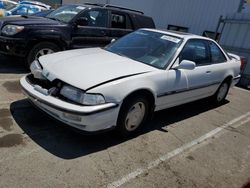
[{"xmin": 88, "ymin": 70, "xmax": 167, "ymax": 106}]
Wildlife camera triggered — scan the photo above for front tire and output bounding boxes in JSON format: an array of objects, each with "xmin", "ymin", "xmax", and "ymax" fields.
[
  {"xmin": 117, "ymin": 96, "xmax": 149, "ymax": 136},
  {"xmin": 26, "ymin": 42, "xmax": 60, "ymax": 68}
]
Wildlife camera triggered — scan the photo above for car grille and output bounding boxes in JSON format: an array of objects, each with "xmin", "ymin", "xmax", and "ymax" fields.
[
  {"xmin": 26, "ymin": 74, "xmax": 62, "ymax": 93},
  {"xmin": 26, "ymin": 74, "xmax": 81, "ymax": 105}
]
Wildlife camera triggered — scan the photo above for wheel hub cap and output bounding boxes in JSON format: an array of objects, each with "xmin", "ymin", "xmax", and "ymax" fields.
[
  {"xmin": 125, "ymin": 102, "xmax": 146, "ymax": 131},
  {"xmin": 36, "ymin": 48, "xmax": 55, "ymax": 59},
  {"xmin": 217, "ymin": 83, "xmax": 228, "ymax": 101}
]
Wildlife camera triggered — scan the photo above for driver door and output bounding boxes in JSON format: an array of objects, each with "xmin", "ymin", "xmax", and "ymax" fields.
[
  {"xmin": 71, "ymin": 9, "xmax": 110, "ymax": 48},
  {"xmin": 157, "ymin": 39, "xmax": 214, "ymax": 110}
]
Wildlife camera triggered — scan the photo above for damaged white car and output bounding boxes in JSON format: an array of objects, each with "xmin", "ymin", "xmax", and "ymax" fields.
[{"xmin": 20, "ymin": 29, "xmax": 241, "ymax": 135}]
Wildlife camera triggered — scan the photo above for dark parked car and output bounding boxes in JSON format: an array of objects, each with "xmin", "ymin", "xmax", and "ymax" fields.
[
  {"xmin": 0, "ymin": 3, "xmax": 155, "ymax": 66},
  {"xmin": 19, "ymin": 1, "xmax": 51, "ymax": 10},
  {"xmin": 4, "ymin": 3, "xmax": 49, "ymax": 16},
  {"xmin": 0, "ymin": 0, "xmax": 17, "ymax": 10}
]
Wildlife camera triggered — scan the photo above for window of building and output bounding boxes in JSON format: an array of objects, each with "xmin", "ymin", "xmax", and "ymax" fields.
[
  {"xmin": 209, "ymin": 42, "xmax": 227, "ymax": 63},
  {"xmin": 179, "ymin": 39, "xmax": 210, "ymax": 65},
  {"xmin": 202, "ymin": 31, "xmax": 220, "ymax": 41},
  {"xmin": 168, "ymin": 25, "xmax": 189, "ymax": 32}
]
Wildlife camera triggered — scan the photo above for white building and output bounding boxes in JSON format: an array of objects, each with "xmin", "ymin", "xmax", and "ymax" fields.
[
  {"xmin": 62, "ymin": 0, "xmax": 250, "ymax": 86},
  {"xmin": 63, "ymin": 0, "xmax": 250, "ymax": 36}
]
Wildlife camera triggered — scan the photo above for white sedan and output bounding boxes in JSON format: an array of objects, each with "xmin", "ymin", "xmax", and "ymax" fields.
[{"xmin": 20, "ymin": 29, "xmax": 241, "ymax": 135}]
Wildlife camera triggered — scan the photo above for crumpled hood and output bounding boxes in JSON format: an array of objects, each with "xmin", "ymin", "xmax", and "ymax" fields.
[{"xmin": 39, "ymin": 48, "xmax": 157, "ymax": 90}]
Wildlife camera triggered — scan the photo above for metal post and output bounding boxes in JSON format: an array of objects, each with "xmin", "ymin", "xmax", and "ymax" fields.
[
  {"xmin": 217, "ymin": 17, "xmax": 226, "ymax": 43},
  {"xmin": 237, "ymin": 0, "xmax": 245, "ymax": 13},
  {"xmin": 214, "ymin": 15, "xmax": 223, "ymax": 41}
]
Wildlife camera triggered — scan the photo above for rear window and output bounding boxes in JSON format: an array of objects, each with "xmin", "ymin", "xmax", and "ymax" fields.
[
  {"xmin": 111, "ymin": 12, "xmax": 132, "ymax": 29},
  {"xmin": 132, "ymin": 15, "xmax": 155, "ymax": 29},
  {"xmin": 209, "ymin": 42, "xmax": 227, "ymax": 63}
]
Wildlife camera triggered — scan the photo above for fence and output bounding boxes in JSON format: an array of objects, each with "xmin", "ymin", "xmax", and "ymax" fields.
[{"xmin": 216, "ymin": 13, "xmax": 250, "ymax": 88}]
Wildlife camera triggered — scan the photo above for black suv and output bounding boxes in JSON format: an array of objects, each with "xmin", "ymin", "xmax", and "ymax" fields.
[{"xmin": 0, "ymin": 3, "xmax": 155, "ymax": 66}]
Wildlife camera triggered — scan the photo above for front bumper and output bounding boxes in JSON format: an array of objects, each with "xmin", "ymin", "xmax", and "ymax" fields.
[
  {"xmin": 0, "ymin": 36, "xmax": 28, "ymax": 57},
  {"xmin": 20, "ymin": 76, "xmax": 120, "ymax": 132}
]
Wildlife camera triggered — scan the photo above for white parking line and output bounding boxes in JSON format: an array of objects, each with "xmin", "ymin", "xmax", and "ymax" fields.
[
  {"xmin": 107, "ymin": 111, "xmax": 250, "ymax": 188},
  {"xmin": 234, "ymin": 86, "xmax": 250, "ymax": 92},
  {"xmin": 0, "ymin": 78, "xmax": 23, "ymax": 82}
]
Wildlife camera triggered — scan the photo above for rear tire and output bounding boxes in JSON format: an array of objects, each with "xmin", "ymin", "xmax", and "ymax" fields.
[
  {"xmin": 117, "ymin": 96, "xmax": 150, "ymax": 136},
  {"xmin": 26, "ymin": 42, "xmax": 60, "ymax": 68},
  {"xmin": 212, "ymin": 81, "xmax": 230, "ymax": 104}
]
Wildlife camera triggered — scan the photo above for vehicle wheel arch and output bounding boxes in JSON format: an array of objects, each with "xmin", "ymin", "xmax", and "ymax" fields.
[
  {"xmin": 214, "ymin": 75, "xmax": 233, "ymax": 95},
  {"xmin": 116, "ymin": 89, "xmax": 156, "ymax": 135},
  {"xmin": 223, "ymin": 75, "xmax": 233, "ymax": 85},
  {"xmin": 26, "ymin": 38, "xmax": 66, "ymax": 53},
  {"xmin": 25, "ymin": 40, "xmax": 64, "ymax": 68},
  {"xmin": 220, "ymin": 75, "xmax": 233, "ymax": 88},
  {"xmin": 120, "ymin": 88, "xmax": 156, "ymax": 115},
  {"xmin": 212, "ymin": 75, "xmax": 233, "ymax": 104}
]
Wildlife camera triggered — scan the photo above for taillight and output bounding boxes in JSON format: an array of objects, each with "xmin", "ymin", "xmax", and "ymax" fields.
[{"xmin": 240, "ymin": 56, "xmax": 247, "ymax": 72}]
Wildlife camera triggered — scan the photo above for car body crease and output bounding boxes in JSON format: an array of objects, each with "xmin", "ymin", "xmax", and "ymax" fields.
[{"xmin": 85, "ymin": 71, "xmax": 151, "ymax": 91}]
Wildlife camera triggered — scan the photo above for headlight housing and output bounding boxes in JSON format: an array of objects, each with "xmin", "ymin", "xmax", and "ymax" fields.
[
  {"xmin": 30, "ymin": 60, "xmax": 46, "ymax": 80},
  {"xmin": 2, "ymin": 25, "xmax": 24, "ymax": 36},
  {"xmin": 60, "ymin": 85, "xmax": 106, "ymax": 105}
]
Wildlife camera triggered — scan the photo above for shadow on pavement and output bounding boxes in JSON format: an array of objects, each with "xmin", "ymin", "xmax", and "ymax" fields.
[
  {"xmin": 10, "ymin": 98, "xmax": 229, "ymax": 160},
  {"xmin": 0, "ymin": 55, "xmax": 28, "ymax": 74}
]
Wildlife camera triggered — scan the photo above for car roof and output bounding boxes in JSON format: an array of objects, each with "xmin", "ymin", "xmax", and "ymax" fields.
[
  {"xmin": 63, "ymin": 3, "xmax": 144, "ymax": 15},
  {"xmin": 143, "ymin": 28, "xmax": 213, "ymax": 41},
  {"xmin": 20, "ymin": 1, "xmax": 50, "ymax": 9},
  {"xmin": 0, "ymin": 0, "xmax": 17, "ymax": 4}
]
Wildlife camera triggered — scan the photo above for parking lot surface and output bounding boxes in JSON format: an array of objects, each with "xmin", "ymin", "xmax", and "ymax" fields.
[{"xmin": 0, "ymin": 55, "xmax": 250, "ymax": 188}]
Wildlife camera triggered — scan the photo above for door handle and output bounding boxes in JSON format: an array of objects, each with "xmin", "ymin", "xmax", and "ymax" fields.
[
  {"xmin": 101, "ymin": 31, "xmax": 106, "ymax": 36},
  {"xmin": 206, "ymin": 71, "xmax": 212, "ymax": 74}
]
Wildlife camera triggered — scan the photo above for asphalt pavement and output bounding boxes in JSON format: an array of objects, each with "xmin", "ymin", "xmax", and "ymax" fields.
[{"xmin": 0, "ymin": 55, "xmax": 250, "ymax": 188}]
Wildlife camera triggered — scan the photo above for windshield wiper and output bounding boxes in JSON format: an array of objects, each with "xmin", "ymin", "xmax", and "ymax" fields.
[
  {"xmin": 47, "ymin": 17, "xmax": 62, "ymax": 22},
  {"xmin": 116, "ymin": 52, "xmax": 126, "ymax": 57},
  {"xmin": 21, "ymin": 15, "xmax": 29, "ymax": 18}
]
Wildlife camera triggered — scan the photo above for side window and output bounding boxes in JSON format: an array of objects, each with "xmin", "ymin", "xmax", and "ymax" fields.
[
  {"xmin": 209, "ymin": 42, "xmax": 227, "ymax": 63},
  {"xmin": 3, "ymin": 2, "xmax": 12, "ymax": 9},
  {"xmin": 168, "ymin": 25, "xmax": 189, "ymax": 32},
  {"xmin": 202, "ymin": 31, "xmax": 220, "ymax": 41},
  {"xmin": 16, "ymin": 6, "xmax": 28, "ymax": 15},
  {"xmin": 28, "ymin": 7, "xmax": 39, "ymax": 14},
  {"xmin": 179, "ymin": 40, "xmax": 210, "ymax": 65},
  {"xmin": 79, "ymin": 9, "xmax": 108, "ymax": 27},
  {"xmin": 111, "ymin": 12, "xmax": 128, "ymax": 29}
]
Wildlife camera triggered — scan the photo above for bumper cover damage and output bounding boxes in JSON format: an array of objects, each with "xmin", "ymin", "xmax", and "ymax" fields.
[{"xmin": 20, "ymin": 75, "xmax": 120, "ymax": 132}]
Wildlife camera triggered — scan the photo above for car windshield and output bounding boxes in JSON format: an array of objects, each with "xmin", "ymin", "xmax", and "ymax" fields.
[
  {"xmin": 105, "ymin": 30, "xmax": 182, "ymax": 69},
  {"xmin": 9, "ymin": 4, "xmax": 42, "ymax": 15},
  {"xmin": 46, "ymin": 5, "xmax": 85, "ymax": 23},
  {"xmin": 3, "ymin": 1, "xmax": 17, "ymax": 11}
]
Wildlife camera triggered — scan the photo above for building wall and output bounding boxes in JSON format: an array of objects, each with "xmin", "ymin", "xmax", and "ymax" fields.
[
  {"xmin": 33, "ymin": 0, "xmax": 62, "ymax": 7},
  {"xmin": 62, "ymin": 0, "xmax": 241, "ymax": 35}
]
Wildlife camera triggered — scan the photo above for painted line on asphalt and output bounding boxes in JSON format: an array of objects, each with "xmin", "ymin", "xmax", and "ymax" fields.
[
  {"xmin": 107, "ymin": 111, "xmax": 250, "ymax": 188},
  {"xmin": 0, "ymin": 78, "xmax": 23, "ymax": 82},
  {"xmin": 234, "ymin": 86, "xmax": 250, "ymax": 92},
  {"xmin": 0, "ymin": 101, "xmax": 13, "ymax": 105},
  {"xmin": 0, "ymin": 100, "xmax": 27, "ymax": 106}
]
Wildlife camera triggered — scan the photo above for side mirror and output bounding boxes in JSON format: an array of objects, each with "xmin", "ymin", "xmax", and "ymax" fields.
[
  {"xmin": 76, "ymin": 17, "xmax": 88, "ymax": 26},
  {"xmin": 175, "ymin": 60, "xmax": 196, "ymax": 70},
  {"xmin": 110, "ymin": 38, "xmax": 116, "ymax": 43}
]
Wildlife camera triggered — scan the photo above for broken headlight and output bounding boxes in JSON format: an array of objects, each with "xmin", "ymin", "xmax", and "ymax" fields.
[
  {"xmin": 60, "ymin": 85, "xmax": 106, "ymax": 105},
  {"xmin": 30, "ymin": 60, "xmax": 46, "ymax": 80}
]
